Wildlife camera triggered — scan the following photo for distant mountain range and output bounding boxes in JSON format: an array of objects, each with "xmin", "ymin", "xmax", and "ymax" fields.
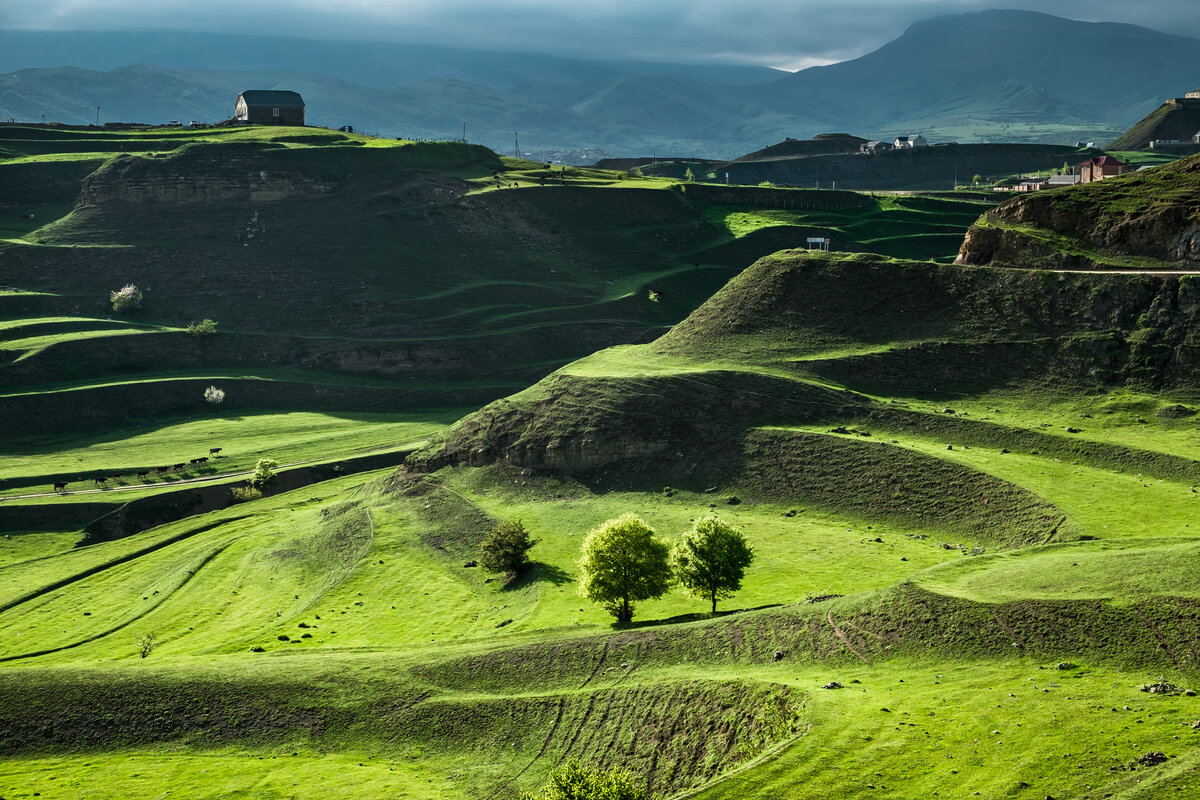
[{"xmin": 3, "ymin": 10, "xmax": 1200, "ymax": 159}]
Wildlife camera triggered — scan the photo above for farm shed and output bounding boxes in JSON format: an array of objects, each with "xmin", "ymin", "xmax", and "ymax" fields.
[{"xmin": 235, "ymin": 90, "xmax": 305, "ymax": 125}]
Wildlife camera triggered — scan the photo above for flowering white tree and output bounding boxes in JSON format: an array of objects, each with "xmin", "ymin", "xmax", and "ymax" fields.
[
  {"xmin": 204, "ymin": 385, "xmax": 225, "ymax": 404},
  {"xmin": 110, "ymin": 284, "xmax": 143, "ymax": 313}
]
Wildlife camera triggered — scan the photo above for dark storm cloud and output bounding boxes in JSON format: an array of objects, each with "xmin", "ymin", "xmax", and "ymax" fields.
[{"xmin": 6, "ymin": 0, "xmax": 1200, "ymax": 69}]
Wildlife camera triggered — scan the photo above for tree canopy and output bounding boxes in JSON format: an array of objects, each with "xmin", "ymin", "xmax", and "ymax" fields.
[
  {"xmin": 479, "ymin": 519, "xmax": 537, "ymax": 577},
  {"xmin": 578, "ymin": 513, "xmax": 672, "ymax": 624},
  {"xmin": 671, "ymin": 516, "xmax": 754, "ymax": 614}
]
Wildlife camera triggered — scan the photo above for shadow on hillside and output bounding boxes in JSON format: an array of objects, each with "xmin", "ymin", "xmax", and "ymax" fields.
[
  {"xmin": 501, "ymin": 561, "xmax": 572, "ymax": 591},
  {"xmin": 615, "ymin": 603, "xmax": 785, "ymax": 630}
]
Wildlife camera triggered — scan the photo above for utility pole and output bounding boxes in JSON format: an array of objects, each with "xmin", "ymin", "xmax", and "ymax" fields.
[
  {"xmin": 96, "ymin": 106, "xmax": 100, "ymax": 126},
  {"xmin": 462, "ymin": 122, "xmax": 466, "ymax": 143},
  {"xmin": 514, "ymin": 131, "xmax": 520, "ymax": 159}
]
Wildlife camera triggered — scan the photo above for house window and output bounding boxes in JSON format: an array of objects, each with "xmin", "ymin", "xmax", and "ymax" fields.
[{"xmin": 272, "ymin": 108, "xmax": 280, "ymax": 117}]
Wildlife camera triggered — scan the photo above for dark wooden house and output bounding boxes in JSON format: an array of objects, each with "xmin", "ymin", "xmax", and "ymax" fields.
[{"xmin": 234, "ymin": 90, "xmax": 305, "ymax": 125}]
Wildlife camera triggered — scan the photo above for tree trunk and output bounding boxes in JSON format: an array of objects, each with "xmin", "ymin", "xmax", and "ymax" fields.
[
  {"xmin": 619, "ymin": 597, "xmax": 632, "ymax": 624},
  {"xmin": 711, "ymin": 591, "xmax": 717, "ymax": 615}
]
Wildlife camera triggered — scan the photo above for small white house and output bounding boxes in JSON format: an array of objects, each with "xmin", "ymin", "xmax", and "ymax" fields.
[{"xmin": 893, "ymin": 134, "xmax": 929, "ymax": 149}]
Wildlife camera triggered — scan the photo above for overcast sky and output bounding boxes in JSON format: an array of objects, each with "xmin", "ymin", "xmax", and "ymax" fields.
[{"xmin": 5, "ymin": 1, "xmax": 1200, "ymax": 70}]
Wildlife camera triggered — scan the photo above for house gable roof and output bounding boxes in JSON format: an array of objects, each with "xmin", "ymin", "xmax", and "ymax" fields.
[
  {"xmin": 1077, "ymin": 155, "xmax": 1126, "ymax": 168},
  {"xmin": 238, "ymin": 90, "xmax": 305, "ymax": 108}
]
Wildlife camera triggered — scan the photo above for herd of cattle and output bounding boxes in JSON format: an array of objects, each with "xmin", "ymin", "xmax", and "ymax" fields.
[{"xmin": 51, "ymin": 448, "xmax": 223, "ymax": 493}]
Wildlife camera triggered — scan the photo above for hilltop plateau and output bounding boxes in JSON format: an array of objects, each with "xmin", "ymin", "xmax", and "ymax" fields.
[{"xmin": 6, "ymin": 125, "xmax": 1200, "ymax": 800}]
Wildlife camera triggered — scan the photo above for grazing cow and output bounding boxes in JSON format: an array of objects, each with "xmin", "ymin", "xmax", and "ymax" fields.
[
  {"xmin": 172, "ymin": 463, "xmax": 186, "ymax": 471},
  {"xmin": 197, "ymin": 456, "xmax": 209, "ymax": 465},
  {"xmin": 94, "ymin": 477, "xmax": 107, "ymax": 487},
  {"xmin": 53, "ymin": 481, "xmax": 67, "ymax": 493},
  {"xmin": 137, "ymin": 471, "xmax": 150, "ymax": 479},
  {"xmin": 156, "ymin": 466, "xmax": 169, "ymax": 475},
  {"xmin": 209, "ymin": 447, "xmax": 222, "ymax": 456},
  {"xmin": 189, "ymin": 458, "xmax": 201, "ymax": 466}
]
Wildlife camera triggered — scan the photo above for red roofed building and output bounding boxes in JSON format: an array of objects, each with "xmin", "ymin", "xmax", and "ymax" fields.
[{"xmin": 1077, "ymin": 155, "xmax": 1127, "ymax": 183}]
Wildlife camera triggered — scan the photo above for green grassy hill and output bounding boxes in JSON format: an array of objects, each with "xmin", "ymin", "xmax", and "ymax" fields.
[{"xmin": 8, "ymin": 123, "xmax": 1200, "ymax": 799}]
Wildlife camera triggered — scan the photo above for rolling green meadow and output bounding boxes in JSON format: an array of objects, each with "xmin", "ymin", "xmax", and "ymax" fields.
[{"xmin": 4, "ymin": 124, "xmax": 1200, "ymax": 799}]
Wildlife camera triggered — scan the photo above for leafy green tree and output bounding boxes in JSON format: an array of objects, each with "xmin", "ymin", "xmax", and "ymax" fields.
[
  {"xmin": 578, "ymin": 513, "xmax": 672, "ymax": 624},
  {"xmin": 683, "ymin": 167, "xmax": 695, "ymax": 183},
  {"xmin": 520, "ymin": 760, "xmax": 650, "ymax": 800},
  {"xmin": 671, "ymin": 516, "xmax": 754, "ymax": 614},
  {"xmin": 250, "ymin": 457, "xmax": 278, "ymax": 488},
  {"xmin": 971, "ymin": 174, "xmax": 982, "ymax": 186},
  {"xmin": 479, "ymin": 520, "xmax": 537, "ymax": 577}
]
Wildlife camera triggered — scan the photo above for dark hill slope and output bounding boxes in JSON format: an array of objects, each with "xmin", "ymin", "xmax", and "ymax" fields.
[
  {"xmin": 733, "ymin": 134, "xmax": 867, "ymax": 161},
  {"xmin": 956, "ymin": 153, "xmax": 1200, "ymax": 269},
  {"xmin": 1108, "ymin": 101, "xmax": 1200, "ymax": 150},
  {"xmin": 641, "ymin": 143, "xmax": 1089, "ymax": 192}
]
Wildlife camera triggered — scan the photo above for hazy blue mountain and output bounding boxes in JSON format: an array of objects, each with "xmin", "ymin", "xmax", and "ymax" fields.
[
  {"xmin": 760, "ymin": 10, "xmax": 1200, "ymax": 129},
  {"xmin": 3, "ymin": 10, "xmax": 1200, "ymax": 158}
]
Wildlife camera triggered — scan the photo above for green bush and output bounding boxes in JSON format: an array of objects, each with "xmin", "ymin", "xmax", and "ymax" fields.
[
  {"xmin": 521, "ymin": 760, "xmax": 650, "ymax": 800},
  {"xmin": 479, "ymin": 520, "xmax": 538, "ymax": 577},
  {"xmin": 187, "ymin": 318, "xmax": 218, "ymax": 336},
  {"xmin": 230, "ymin": 485, "xmax": 262, "ymax": 503}
]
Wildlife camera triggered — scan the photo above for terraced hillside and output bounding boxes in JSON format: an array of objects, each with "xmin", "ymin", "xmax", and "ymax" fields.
[
  {"xmin": 7, "ymin": 130, "xmax": 1200, "ymax": 799},
  {"xmin": 0, "ymin": 125, "xmax": 993, "ymax": 540}
]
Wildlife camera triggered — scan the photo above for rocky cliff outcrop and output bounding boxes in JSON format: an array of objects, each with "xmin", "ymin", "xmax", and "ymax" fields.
[
  {"xmin": 78, "ymin": 144, "xmax": 335, "ymax": 205},
  {"xmin": 956, "ymin": 153, "xmax": 1200, "ymax": 269}
]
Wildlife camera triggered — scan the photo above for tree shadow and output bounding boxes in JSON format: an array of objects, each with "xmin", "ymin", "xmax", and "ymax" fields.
[
  {"xmin": 614, "ymin": 603, "xmax": 785, "ymax": 630},
  {"xmin": 500, "ymin": 561, "xmax": 573, "ymax": 591}
]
